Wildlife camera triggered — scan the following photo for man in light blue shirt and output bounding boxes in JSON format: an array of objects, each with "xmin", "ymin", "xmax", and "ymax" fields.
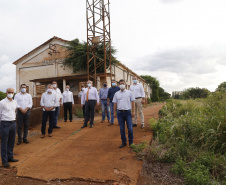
[
  {"xmin": 113, "ymin": 79, "xmax": 135, "ymax": 148},
  {"xmin": 99, "ymin": 81, "xmax": 110, "ymax": 123}
]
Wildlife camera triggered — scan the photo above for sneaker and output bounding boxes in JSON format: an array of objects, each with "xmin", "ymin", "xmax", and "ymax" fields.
[{"xmin": 132, "ymin": 124, "xmax": 137, "ymax": 127}]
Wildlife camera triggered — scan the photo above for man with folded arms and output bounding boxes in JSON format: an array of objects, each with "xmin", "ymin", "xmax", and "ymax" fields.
[
  {"xmin": 0, "ymin": 88, "xmax": 19, "ymax": 167},
  {"xmin": 14, "ymin": 84, "xmax": 33, "ymax": 145},
  {"xmin": 62, "ymin": 85, "xmax": 74, "ymax": 122},
  {"xmin": 113, "ymin": 79, "xmax": 135, "ymax": 148},
  {"xmin": 40, "ymin": 84, "xmax": 58, "ymax": 138},
  {"xmin": 81, "ymin": 80, "xmax": 99, "ymax": 128},
  {"xmin": 130, "ymin": 76, "xmax": 145, "ymax": 128}
]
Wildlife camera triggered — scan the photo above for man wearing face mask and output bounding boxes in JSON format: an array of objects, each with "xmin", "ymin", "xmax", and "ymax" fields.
[
  {"xmin": 62, "ymin": 85, "xmax": 74, "ymax": 122},
  {"xmin": 81, "ymin": 81, "xmax": 99, "ymax": 128},
  {"xmin": 130, "ymin": 76, "xmax": 145, "ymax": 129},
  {"xmin": 113, "ymin": 79, "xmax": 135, "ymax": 148},
  {"xmin": 99, "ymin": 81, "xmax": 110, "ymax": 123},
  {"xmin": 0, "ymin": 88, "xmax": 19, "ymax": 167},
  {"xmin": 78, "ymin": 85, "xmax": 86, "ymax": 119},
  {"xmin": 14, "ymin": 84, "xmax": 33, "ymax": 145},
  {"xmin": 40, "ymin": 84, "xmax": 58, "ymax": 138},
  {"xmin": 52, "ymin": 81, "xmax": 62, "ymax": 129},
  {"xmin": 107, "ymin": 79, "xmax": 120, "ymax": 126}
]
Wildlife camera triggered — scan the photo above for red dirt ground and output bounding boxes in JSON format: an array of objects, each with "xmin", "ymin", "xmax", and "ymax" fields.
[{"xmin": 0, "ymin": 103, "xmax": 164, "ymax": 185}]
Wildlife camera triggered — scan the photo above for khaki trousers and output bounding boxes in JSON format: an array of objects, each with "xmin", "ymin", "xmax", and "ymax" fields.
[{"xmin": 134, "ymin": 98, "xmax": 144, "ymax": 125}]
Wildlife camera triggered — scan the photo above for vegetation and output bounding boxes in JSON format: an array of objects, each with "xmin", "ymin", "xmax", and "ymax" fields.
[
  {"xmin": 216, "ymin": 81, "xmax": 226, "ymax": 92},
  {"xmin": 148, "ymin": 91, "xmax": 226, "ymax": 185},
  {"xmin": 63, "ymin": 38, "xmax": 117, "ymax": 73},
  {"xmin": 0, "ymin": 91, "xmax": 6, "ymax": 100},
  {"xmin": 159, "ymin": 87, "xmax": 171, "ymax": 101}
]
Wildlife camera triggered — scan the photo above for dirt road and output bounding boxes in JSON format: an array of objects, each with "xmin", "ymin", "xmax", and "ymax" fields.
[{"xmin": 0, "ymin": 103, "xmax": 164, "ymax": 185}]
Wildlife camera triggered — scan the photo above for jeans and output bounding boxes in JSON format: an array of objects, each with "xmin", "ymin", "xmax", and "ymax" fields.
[
  {"xmin": 41, "ymin": 111, "xmax": 54, "ymax": 135},
  {"xmin": 0, "ymin": 121, "xmax": 16, "ymax": 164},
  {"xmin": 84, "ymin": 100, "xmax": 96, "ymax": 126},
  {"xmin": 117, "ymin": 110, "xmax": 133, "ymax": 145},
  {"xmin": 63, "ymin": 102, "xmax": 72, "ymax": 121},
  {"xmin": 110, "ymin": 102, "xmax": 118, "ymax": 124},
  {"xmin": 53, "ymin": 106, "xmax": 60, "ymax": 127},
  {"xmin": 17, "ymin": 109, "xmax": 30, "ymax": 141},
  {"xmin": 101, "ymin": 100, "xmax": 110, "ymax": 121}
]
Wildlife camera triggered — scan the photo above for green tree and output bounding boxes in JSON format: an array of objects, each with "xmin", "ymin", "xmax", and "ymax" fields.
[
  {"xmin": 159, "ymin": 87, "xmax": 171, "ymax": 101},
  {"xmin": 181, "ymin": 87, "xmax": 210, "ymax": 99},
  {"xmin": 63, "ymin": 38, "xmax": 117, "ymax": 73},
  {"xmin": 216, "ymin": 81, "xmax": 226, "ymax": 92},
  {"xmin": 140, "ymin": 75, "xmax": 160, "ymax": 102},
  {"xmin": 0, "ymin": 91, "xmax": 6, "ymax": 100}
]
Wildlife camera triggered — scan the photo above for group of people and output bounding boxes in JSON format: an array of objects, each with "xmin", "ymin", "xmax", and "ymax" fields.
[{"xmin": 0, "ymin": 76, "xmax": 145, "ymax": 167}]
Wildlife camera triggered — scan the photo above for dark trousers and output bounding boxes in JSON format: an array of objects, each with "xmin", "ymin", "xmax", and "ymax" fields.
[
  {"xmin": 63, "ymin": 102, "xmax": 72, "ymax": 121},
  {"xmin": 84, "ymin": 100, "xmax": 96, "ymax": 126},
  {"xmin": 53, "ymin": 106, "xmax": 60, "ymax": 127},
  {"xmin": 0, "ymin": 121, "xmax": 16, "ymax": 164},
  {"xmin": 117, "ymin": 110, "xmax": 133, "ymax": 145},
  {"xmin": 41, "ymin": 111, "xmax": 54, "ymax": 135},
  {"xmin": 17, "ymin": 109, "xmax": 30, "ymax": 141},
  {"xmin": 82, "ymin": 105, "xmax": 85, "ymax": 118}
]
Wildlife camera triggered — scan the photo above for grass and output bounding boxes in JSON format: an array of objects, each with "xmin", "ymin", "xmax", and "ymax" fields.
[{"xmin": 147, "ymin": 91, "xmax": 226, "ymax": 185}]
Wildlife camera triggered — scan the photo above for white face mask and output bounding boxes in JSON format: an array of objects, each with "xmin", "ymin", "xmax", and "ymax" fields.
[
  {"xmin": 82, "ymin": 88, "xmax": 85, "ymax": 91},
  {"xmin": 120, "ymin": 84, "xmax": 125, "ymax": 90},
  {"xmin": 21, "ymin": 88, "xmax": 26, "ymax": 93},
  {"xmin": 7, "ymin": 93, "xmax": 13, "ymax": 99},
  {"xmin": 87, "ymin": 83, "xmax": 91, "ymax": 87},
  {"xmin": 66, "ymin": 88, "xmax": 69, "ymax": 91},
  {"xmin": 53, "ymin": 84, "xmax": 57, "ymax": 88},
  {"xmin": 47, "ymin": 89, "xmax": 53, "ymax": 93}
]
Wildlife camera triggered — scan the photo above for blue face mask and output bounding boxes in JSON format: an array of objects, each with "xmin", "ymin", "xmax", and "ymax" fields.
[
  {"xmin": 112, "ymin": 83, "xmax": 116, "ymax": 86},
  {"xmin": 133, "ymin": 80, "xmax": 137, "ymax": 84}
]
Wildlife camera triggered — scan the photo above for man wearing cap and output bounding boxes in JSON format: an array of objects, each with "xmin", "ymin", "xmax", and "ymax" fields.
[
  {"xmin": 62, "ymin": 85, "xmax": 74, "ymax": 122},
  {"xmin": 0, "ymin": 88, "xmax": 19, "ymax": 167},
  {"xmin": 14, "ymin": 84, "xmax": 33, "ymax": 145},
  {"xmin": 113, "ymin": 79, "xmax": 135, "ymax": 148},
  {"xmin": 40, "ymin": 84, "xmax": 58, "ymax": 138},
  {"xmin": 52, "ymin": 81, "xmax": 62, "ymax": 128},
  {"xmin": 130, "ymin": 76, "xmax": 145, "ymax": 128},
  {"xmin": 107, "ymin": 79, "xmax": 120, "ymax": 126},
  {"xmin": 81, "ymin": 80, "xmax": 99, "ymax": 128}
]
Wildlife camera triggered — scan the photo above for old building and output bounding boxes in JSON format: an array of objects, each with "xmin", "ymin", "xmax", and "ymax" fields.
[{"xmin": 13, "ymin": 36, "xmax": 151, "ymax": 106}]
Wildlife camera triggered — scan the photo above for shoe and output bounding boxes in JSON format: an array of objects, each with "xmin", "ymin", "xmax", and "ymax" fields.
[
  {"xmin": 81, "ymin": 125, "xmax": 87, "ymax": 129},
  {"xmin": 53, "ymin": 126, "xmax": 61, "ymax": 128},
  {"xmin": 141, "ymin": 124, "xmax": 144, "ymax": 129},
  {"xmin": 17, "ymin": 140, "xmax": 21, "ymax": 145},
  {"xmin": 119, "ymin": 143, "xmax": 127, "ymax": 148},
  {"xmin": 8, "ymin": 158, "xmax": 19, "ymax": 162},
  {"xmin": 23, "ymin": 139, "xmax": 29, "ymax": 143},
  {"xmin": 40, "ymin": 135, "xmax": 45, "ymax": 138},
  {"xmin": 101, "ymin": 120, "xmax": 105, "ymax": 123},
  {"xmin": 90, "ymin": 125, "xmax": 93, "ymax": 128},
  {"xmin": 132, "ymin": 124, "xmax": 137, "ymax": 127},
  {"xmin": 108, "ymin": 123, "xmax": 113, "ymax": 126},
  {"xmin": 2, "ymin": 163, "xmax": 10, "ymax": 168},
  {"xmin": 48, "ymin": 133, "xmax": 52, "ymax": 137}
]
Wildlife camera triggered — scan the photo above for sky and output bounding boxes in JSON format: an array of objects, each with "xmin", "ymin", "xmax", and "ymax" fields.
[{"xmin": 0, "ymin": 0, "xmax": 226, "ymax": 93}]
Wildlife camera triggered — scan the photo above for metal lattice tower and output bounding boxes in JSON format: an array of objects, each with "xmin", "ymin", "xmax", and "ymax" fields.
[{"xmin": 86, "ymin": 0, "xmax": 111, "ymax": 87}]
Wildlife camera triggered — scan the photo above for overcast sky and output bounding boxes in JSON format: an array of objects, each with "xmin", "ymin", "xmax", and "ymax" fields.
[{"xmin": 0, "ymin": 0, "xmax": 226, "ymax": 93}]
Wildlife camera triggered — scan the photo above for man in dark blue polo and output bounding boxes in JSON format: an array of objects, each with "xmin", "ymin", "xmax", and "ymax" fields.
[{"xmin": 107, "ymin": 79, "xmax": 120, "ymax": 126}]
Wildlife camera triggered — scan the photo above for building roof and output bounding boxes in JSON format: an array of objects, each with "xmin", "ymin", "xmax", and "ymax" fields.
[
  {"xmin": 13, "ymin": 36, "xmax": 146, "ymax": 83},
  {"xmin": 13, "ymin": 36, "xmax": 68, "ymax": 65}
]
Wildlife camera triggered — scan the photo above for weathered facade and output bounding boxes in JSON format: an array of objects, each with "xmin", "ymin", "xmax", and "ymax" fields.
[{"xmin": 13, "ymin": 36, "xmax": 151, "ymax": 106}]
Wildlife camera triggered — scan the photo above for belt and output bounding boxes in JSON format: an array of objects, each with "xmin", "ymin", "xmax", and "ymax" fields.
[
  {"xmin": 135, "ymin": 97, "xmax": 142, "ymax": 99},
  {"xmin": 1, "ymin": 120, "xmax": 16, "ymax": 123},
  {"xmin": 118, "ymin": 110, "xmax": 130, "ymax": 112},
  {"xmin": 101, "ymin": 99, "xmax": 107, "ymax": 100},
  {"xmin": 86, "ymin": 99, "xmax": 96, "ymax": 101}
]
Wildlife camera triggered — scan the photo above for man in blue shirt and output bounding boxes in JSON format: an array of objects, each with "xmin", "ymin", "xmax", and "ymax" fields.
[
  {"xmin": 99, "ymin": 81, "xmax": 110, "ymax": 123},
  {"xmin": 107, "ymin": 79, "xmax": 120, "ymax": 126}
]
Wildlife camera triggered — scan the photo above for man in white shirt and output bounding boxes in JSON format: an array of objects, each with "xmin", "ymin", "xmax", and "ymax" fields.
[
  {"xmin": 81, "ymin": 80, "xmax": 99, "ymax": 128},
  {"xmin": 14, "ymin": 84, "xmax": 33, "ymax": 145},
  {"xmin": 0, "ymin": 88, "xmax": 19, "ymax": 167},
  {"xmin": 62, "ymin": 85, "xmax": 74, "ymax": 122},
  {"xmin": 113, "ymin": 79, "xmax": 135, "ymax": 148},
  {"xmin": 130, "ymin": 76, "xmax": 145, "ymax": 128},
  {"xmin": 52, "ymin": 81, "xmax": 62, "ymax": 128},
  {"xmin": 40, "ymin": 84, "xmax": 58, "ymax": 138}
]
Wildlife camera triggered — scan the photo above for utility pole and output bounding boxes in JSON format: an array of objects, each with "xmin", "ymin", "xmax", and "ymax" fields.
[{"xmin": 86, "ymin": 0, "xmax": 111, "ymax": 87}]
